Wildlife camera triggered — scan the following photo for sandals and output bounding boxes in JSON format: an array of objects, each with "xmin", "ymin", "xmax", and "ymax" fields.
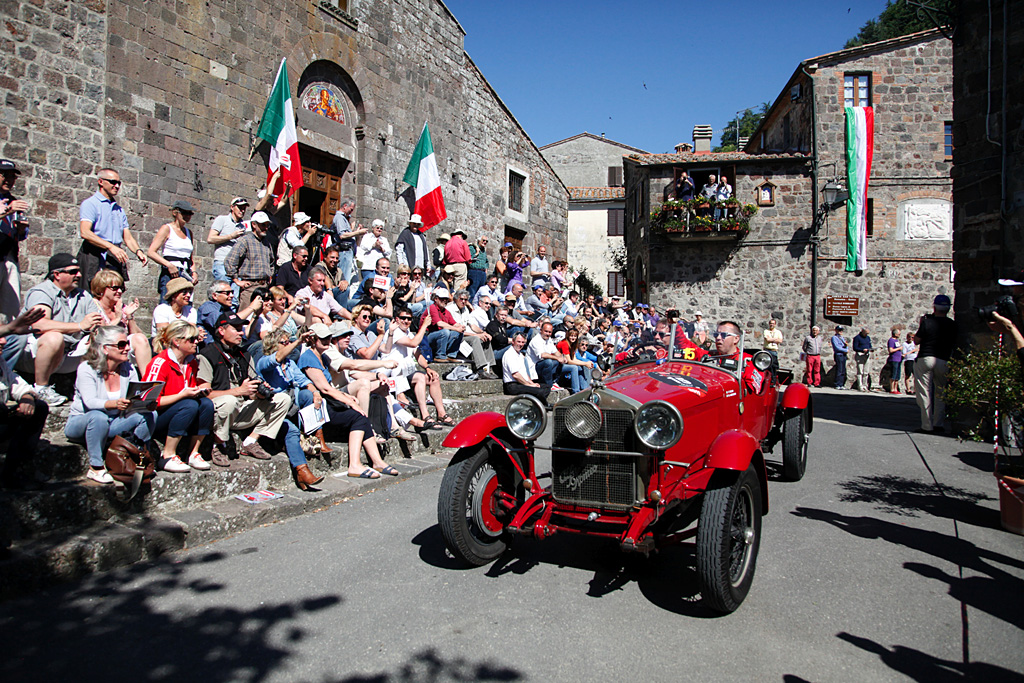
[
  {"xmin": 436, "ymin": 415, "xmax": 456, "ymax": 426},
  {"xmin": 422, "ymin": 419, "xmax": 444, "ymax": 431},
  {"xmin": 375, "ymin": 464, "xmax": 399, "ymax": 476},
  {"xmin": 346, "ymin": 468, "xmax": 380, "ymax": 479}
]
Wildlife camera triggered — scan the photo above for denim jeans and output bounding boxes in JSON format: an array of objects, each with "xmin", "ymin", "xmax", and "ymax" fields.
[
  {"xmin": 833, "ymin": 353, "xmax": 847, "ymax": 388},
  {"xmin": 281, "ymin": 420, "xmax": 308, "ymax": 468},
  {"xmin": 211, "ymin": 260, "xmax": 239, "ymax": 299},
  {"xmin": 562, "ymin": 364, "xmax": 593, "ymax": 393},
  {"xmin": 65, "ymin": 410, "xmax": 155, "ymax": 467},
  {"xmin": 535, "ymin": 358, "xmax": 562, "ymax": 387},
  {"xmin": 493, "ymin": 345, "xmax": 510, "ymax": 367},
  {"xmin": 338, "ymin": 249, "xmax": 356, "ymax": 285},
  {"xmin": 155, "ymin": 397, "xmax": 214, "ymax": 437},
  {"xmin": 427, "ymin": 329, "xmax": 462, "ymax": 359},
  {"xmin": 467, "ymin": 269, "xmax": 487, "ymax": 297}
]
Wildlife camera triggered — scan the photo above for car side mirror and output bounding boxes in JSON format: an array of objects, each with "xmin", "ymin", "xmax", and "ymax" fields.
[{"xmin": 752, "ymin": 351, "xmax": 772, "ymax": 372}]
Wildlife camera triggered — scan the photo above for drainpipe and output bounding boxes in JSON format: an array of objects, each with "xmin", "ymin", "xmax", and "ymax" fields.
[{"xmin": 802, "ymin": 63, "xmax": 819, "ymax": 329}]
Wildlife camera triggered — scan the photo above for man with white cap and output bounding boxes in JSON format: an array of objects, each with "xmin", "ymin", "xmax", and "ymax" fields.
[
  {"xmin": 913, "ymin": 293, "xmax": 958, "ymax": 434},
  {"xmin": 395, "ymin": 214, "xmax": 428, "ymax": 272},
  {"xmin": 276, "ymin": 211, "xmax": 314, "ymax": 267},
  {"xmin": 356, "ymin": 218, "xmax": 392, "ymax": 282},
  {"xmin": 225, "ymin": 211, "xmax": 275, "ymax": 311},
  {"xmin": 208, "ymin": 196, "xmax": 251, "ymax": 297}
]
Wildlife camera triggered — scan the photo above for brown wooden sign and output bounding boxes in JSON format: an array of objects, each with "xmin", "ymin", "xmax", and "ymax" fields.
[{"xmin": 824, "ymin": 296, "xmax": 860, "ymax": 316}]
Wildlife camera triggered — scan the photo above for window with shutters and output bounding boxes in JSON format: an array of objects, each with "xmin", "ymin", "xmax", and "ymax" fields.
[
  {"xmin": 844, "ymin": 73, "xmax": 871, "ymax": 107},
  {"xmin": 607, "ymin": 208, "xmax": 625, "ymax": 237},
  {"xmin": 608, "ymin": 272, "xmax": 625, "ymax": 297},
  {"xmin": 608, "ymin": 166, "xmax": 623, "ymax": 187},
  {"xmin": 944, "ymin": 122, "xmax": 953, "ymax": 158}
]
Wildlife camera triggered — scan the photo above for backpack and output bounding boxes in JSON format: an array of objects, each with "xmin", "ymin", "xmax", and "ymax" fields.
[{"xmin": 367, "ymin": 392, "xmax": 391, "ymax": 438}]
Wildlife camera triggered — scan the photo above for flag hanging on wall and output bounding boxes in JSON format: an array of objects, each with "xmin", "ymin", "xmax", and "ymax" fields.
[
  {"xmin": 844, "ymin": 106, "xmax": 873, "ymax": 272},
  {"xmin": 403, "ymin": 122, "xmax": 447, "ymax": 229},
  {"xmin": 257, "ymin": 58, "xmax": 303, "ymax": 197}
]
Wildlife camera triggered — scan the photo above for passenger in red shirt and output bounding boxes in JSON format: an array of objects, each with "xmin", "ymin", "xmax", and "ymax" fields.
[
  {"xmin": 144, "ymin": 319, "xmax": 214, "ymax": 473},
  {"xmin": 443, "ymin": 230, "xmax": 471, "ymax": 290}
]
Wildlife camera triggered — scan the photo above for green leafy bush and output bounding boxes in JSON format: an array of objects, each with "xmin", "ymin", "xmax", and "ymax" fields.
[{"xmin": 945, "ymin": 347, "xmax": 1024, "ymax": 446}]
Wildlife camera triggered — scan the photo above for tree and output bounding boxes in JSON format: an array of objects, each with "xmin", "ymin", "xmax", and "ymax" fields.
[
  {"xmin": 844, "ymin": 0, "xmax": 954, "ymax": 49},
  {"xmin": 714, "ymin": 104, "xmax": 770, "ymax": 152}
]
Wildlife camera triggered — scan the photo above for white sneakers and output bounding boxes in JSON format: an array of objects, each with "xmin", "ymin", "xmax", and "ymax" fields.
[
  {"xmin": 86, "ymin": 468, "xmax": 114, "ymax": 484},
  {"xmin": 187, "ymin": 453, "xmax": 211, "ymax": 470},
  {"xmin": 33, "ymin": 384, "xmax": 67, "ymax": 407},
  {"xmin": 159, "ymin": 455, "xmax": 190, "ymax": 473}
]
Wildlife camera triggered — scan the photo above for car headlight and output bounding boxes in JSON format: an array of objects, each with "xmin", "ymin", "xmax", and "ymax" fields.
[
  {"xmin": 752, "ymin": 350, "xmax": 773, "ymax": 372},
  {"xmin": 505, "ymin": 395, "xmax": 546, "ymax": 440},
  {"xmin": 565, "ymin": 401, "xmax": 602, "ymax": 440},
  {"xmin": 634, "ymin": 401, "xmax": 683, "ymax": 450}
]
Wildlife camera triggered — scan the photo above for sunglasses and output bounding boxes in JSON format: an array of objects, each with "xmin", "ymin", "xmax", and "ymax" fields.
[
  {"xmin": 358, "ymin": 314, "xmax": 372, "ymax": 320},
  {"xmin": 182, "ymin": 336, "xmax": 199, "ymax": 343},
  {"xmin": 104, "ymin": 340, "xmax": 130, "ymax": 350},
  {"xmin": 101, "ymin": 178, "xmax": 122, "ymax": 186},
  {"xmin": 216, "ymin": 290, "xmax": 233, "ymax": 296},
  {"xmin": 59, "ymin": 268, "xmax": 81, "ymax": 275},
  {"xmin": 397, "ymin": 316, "xmax": 413, "ymax": 321},
  {"xmin": 107, "ymin": 284, "xmax": 125, "ymax": 292},
  {"xmin": 713, "ymin": 331, "xmax": 738, "ymax": 339}
]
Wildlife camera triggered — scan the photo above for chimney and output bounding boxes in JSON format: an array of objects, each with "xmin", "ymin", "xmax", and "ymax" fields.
[
  {"xmin": 738, "ymin": 136, "xmax": 750, "ymax": 150},
  {"xmin": 674, "ymin": 142, "xmax": 693, "ymax": 154},
  {"xmin": 692, "ymin": 125, "xmax": 713, "ymax": 154}
]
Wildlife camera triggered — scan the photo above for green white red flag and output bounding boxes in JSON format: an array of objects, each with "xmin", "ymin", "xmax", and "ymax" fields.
[
  {"xmin": 403, "ymin": 122, "xmax": 446, "ymax": 229},
  {"xmin": 844, "ymin": 106, "xmax": 873, "ymax": 272},
  {"xmin": 257, "ymin": 58, "xmax": 303, "ymax": 197}
]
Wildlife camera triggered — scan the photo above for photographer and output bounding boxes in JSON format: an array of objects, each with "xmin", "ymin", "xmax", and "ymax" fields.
[
  {"xmin": 913, "ymin": 294, "xmax": 958, "ymax": 434},
  {"xmin": 988, "ymin": 270, "xmax": 1024, "ymax": 383}
]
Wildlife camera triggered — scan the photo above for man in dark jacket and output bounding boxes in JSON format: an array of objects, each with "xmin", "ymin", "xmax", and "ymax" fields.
[
  {"xmin": 913, "ymin": 294, "xmax": 958, "ymax": 434},
  {"xmin": 395, "ymin": 214, "xmax": 428, "ymax": 272},
  {"xmin": 852, "ymin": 327, "xmax": 874, "ymax": 392}
]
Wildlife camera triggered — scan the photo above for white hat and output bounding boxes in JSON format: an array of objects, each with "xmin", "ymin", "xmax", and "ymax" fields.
[
  {"xmin": 409, "ymin": 214, "xmax": 423, "ymax": 225},
  {"xmin": 371, "ymin": 218, "xmax": 385, "ymax": 228},
  {"xmin": 695, "ymin": 310, "xmax": 704, "ymax": 317},
  {"xmin": 292, "ymin": 211, "xmax": 311, "ymax": 225},
  {"xmin": 309, "ymin": 322, "xmax": 333, "ymax": 339},
  {"xmin": 433, "ymin": 287, "xmax": 451, "ymax": 299},
  {"xmin": 250, "ymin": 211, "xmax": 271, "ymax": 223}
]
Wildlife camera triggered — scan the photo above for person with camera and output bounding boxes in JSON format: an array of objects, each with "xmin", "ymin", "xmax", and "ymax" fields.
[
  {"xmin": 276, "ymin": 211, "xmax": 315, "ymax": 267},
  {"xmin": 913, "ymin": 294, "xmax": 958, "ymax": 434},
  {"xmin": 988, "ymin": 270, "xmax": 1024, "ymax": 383},
  {"xmin": 198, "ymin": 313, "xmax": 290, "ymax": 467}
]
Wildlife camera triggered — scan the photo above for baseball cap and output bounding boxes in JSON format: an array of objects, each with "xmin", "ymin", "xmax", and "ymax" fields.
[
  {"xmin": 0, "ymin": 159, "xmax": 21, "ymax": 174},
  {"xmin": 835, "ymin": 325, "xmax": 844, "ymax": 331},
  {"xmin": 48, "ymin": 253, "xmax": 79, "ymax": 272},
  {"xmin": 998, "ymin": 269, "xmax": 1024, "ymax": 287},
  {"xmin": 933, "ymin": 294, "xmax": 952, "ymax": 307},
  {"xmin": 329, "ymin": 321, "xmax": 355, "ymax": 337},
  {"xmin": 309, "ymin": 322, "xmax": 333, "ymax": 339},
  {"xmin": 171, "ymin": 199, "xmax": 195, "ymax": 213},
  {"xmin": 504, "ymin": 292, "xmax": 516, "ymax": 300},
  {"xmin": 533, "ymin": 283, "xmax": 544, "ymax": 290},
  {"xmin": 230, "ymin": 197, "xmax": 248, "ymax": 207},
  {"xmin": 433, "ymin": 287, "xmax": 451, "ymax": 299},
  {"xmin": 554, "ymin": 331, "xmax": 566, "ymax": 343},
  {"xmin": 215, "ymin": 313, "xmax": 247, "ymax": 329},
  {"xmin": 293, "ymin": 211, "xmax": 311, "ymax": 225},
  {"xmin": 251, "ymin": 211, "xmax": 271, "ymax": 223}
]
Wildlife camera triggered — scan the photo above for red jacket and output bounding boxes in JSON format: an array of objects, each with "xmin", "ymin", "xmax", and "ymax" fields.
[{"xmin": 144, "ymin": 349, "xmax": 202, "ymax": 408}]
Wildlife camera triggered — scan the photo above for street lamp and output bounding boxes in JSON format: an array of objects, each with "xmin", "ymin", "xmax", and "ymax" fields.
[{"xmin": 821, "ymin": 179, "xmax": 848, "ymax": 210}]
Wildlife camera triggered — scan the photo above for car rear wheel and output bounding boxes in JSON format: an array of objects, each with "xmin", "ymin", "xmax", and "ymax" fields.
[
  {"xmin": 437, "ymin": 444, "xmax": 513, "ymax": 566},
  {"xmin": 696, "ymin": 465, "xmax": 763, "ymax": 614},
  {"xmin": 782, "ymin": 410, "xmax": 808, "ymax": 481}
]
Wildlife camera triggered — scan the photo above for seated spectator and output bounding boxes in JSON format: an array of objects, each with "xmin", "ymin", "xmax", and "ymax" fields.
[
  {"xmin": 554, "ymin": 290, "xmax": 580, "ymax": 326},
  {"xmin": 90, "ymin": 268, "xmax": 151, "ymax": 371},
  {"xmin": 355, "ymin": 278, "xmax": 395, "ymax": 320},
  {"xmin": 425, "ymin": 288, "xmax": 464, "ymax": 363},
  {"xmin": 65, "ymin": 325, "xmax": 155, "ymax": 483},
  {"xmin": 436, "ymin": 264, "xmax": 458, "ymax": 295},
  {"xmin": 253, "ymin": 285, "xmax": 303, "ymax": 345},
  {"xmin": 276, "ymin": 211, "xmax": 314, "ymax": 267},
  {"xmin": 274, "ymin": 244, "xmax": 310, "ymax": 297},
  {"xmin": 525, "ymin": 283, "xmax": 551, "ymax": 320},
  {"xmin": 151, "ymin": 277, "xmax": 203, "ymax": 345},
  {"xmin": 473, "ymin": 274, "xmax": 501, "ymax": 307},
  {"xmin": 143, "ymin": 320, "xmax": 214, "ymax": 473},
  {"xmin": 197, "ymin": 279, "xmax": 262, "ymax": 339},
  {"xmin": 390, "ymin": 266, "xmax": 419, "ymax": 316},
  {"xmin": 317, "ymin": 246, "xmax": 350, "ymax": 308},
  {"xmin": 486, "ymin": 305, "xmax": 513, "ymax": 366},
  {"xmin": 296, "ymin": 323, "xmax": 398, "ymax": 478},
  {"xmin": 526, "ymin": 322, "xmax": 564, "ymax": 390},
  {"xmin": 296, "ymin": 266, "xmax": 351, "ymax": 323},
  {"xmin": 351, "ymin": 257, "xmax": 392, "ymax": 304},
  {"xmin": 555, "ymin": 327, "xmax": 595, "ymax": 393},
  {"xmin": 408, "ymin": 266, "xmax": 429, "ymax": 315},
  {"xmin": 446, "ymin": 289, "xmax": 497, "ymax": 378},
  {"xmin": 6, "ymin": 253, "xmax": 103, "ymax": 406},
  {"xmin": 502, "ymin": 332, "xmax": 549, "ymax": 402},
  {"xmin": 0, "ymin": 307, "xmax": 49, "ymax": 489},
  {"xmin": 199, "ymin": 314, "xmax": 291, "ymax": 467},
  {"xmin": 503, "ymin": 291, "xmax": 537, "ymax": 339},
  {"xmin": 348, "ymin": 304, "xmax": 389, "ymax": 362},
  {"xmin": 381, "ymin": 307, "xmax": 452, "ymax": 428}
]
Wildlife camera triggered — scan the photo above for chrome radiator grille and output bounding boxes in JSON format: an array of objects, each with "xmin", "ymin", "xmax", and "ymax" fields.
[
  {"xmin": 553, "ymin": 407, "xmax": 634, "ymax": 451},
  {"xmin": 551, "ymin": 451, "xmax": 638, "ymax": 508}
]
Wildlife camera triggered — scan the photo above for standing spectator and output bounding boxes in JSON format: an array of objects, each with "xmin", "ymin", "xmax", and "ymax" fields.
[
  {"xmin": 329, "ymin": 198, "xmax": 367, "ymax": 283},
  {"xmin": 692, "ymin": 310, "xmax": 709, "ymax": 347},
  {"xmin": 0, "ymin": 306, "xmax": 48, "ymax": 489},
  {"xmin": 525, "ymin": 321, "xmax": 564, "ymax": 390},
  {"xmin": 0, "ymin": 159, "xmax": 31, "ymax": 318},
  {"xmin": 467, "ymin": 235, "xmax": 490, "ymax": 296},
  {"xmin": 914, "ymin": 294, "xmax": 958, "ymax": 434},
  {"xmin": 275, "ymin": 211, "xmax": 314, "ymax": 268},
  {"xmin": 502, "ymin": 332, "xmax": 550, "ymax": 402},
  {"xmin": 9, "ymin": 254, "xmax": 102, "ymax": 406},
  {"xmin": 988, "ymin": 270, "xmax": 1024, "ymax": 384},
  {"xmin": 251, "ymin": 169, "xmax": 292, "ymax": 257},
  {"xmin": 274, "ymin": 245, "xmax": 310, "ymax": 298},
  {"xmin": 529, "ymin": 244, "xmax": 550, "ymax": 288},
  {"xmin": 207, "ymin": 197, "xmax": 250, "ymax": 298},
  {"xmin": 395, "ymin": 214, "xmax": 429, "ymax": 272},
  {"xmin": 144, "ymin": 320, "xmax": 214, "ymax": 472},
  {"xmin": 802, "ymin": 326, "xmax": 823, "ymax": 387},
  {"xmin": 65, "ymin": 326, "xmax": 155, "ymax": 483},
  {"xmin": 886, "ymin": 327, "xmax": 904, "ymax": 395},
  {"xmin": 430, "ymin": 232, "xmax": 449, "ymax": 278},
  {"xmin": 494, "ymin": 244, "xmax": 512, "ymax": 291},
  {"xmin": 77, "ymin": 167, "xmax": 147, "ymax": 286},
  {"xmin": 675, "ymin": 171, "xmax": 695, "ymax": 201},
  {"xmin": 902, "ymin": 332, "xmax": 919, "ymax": 395},
  {"xmin": 225, "ymin": 211, "xmax": 274, "ymax": 310},
  {"xmin": 356, "ymin": 219, "xmax": 392, "ymax": 282},
  {"xmin": 443, "ymin": 230, "xmax": 471, "ymax": 291},
  {"xmin": 549, "ymin": 260, "xmax": 566, "ymax": 294},
  {"xmin": 196, "ymin": 280, "xmax": 262, "ymax": 338},
  {"xmin": 503, "ymin": 251, "xmax": 527, "ymax": 294},
  {"xmin": 425, "ymin": 288, "xmax": 463, "ymax": 362},
  {"xmin": 715, "ymin": 175, "xmax": 733, "ymax": 221},
  {"xmin": 762, "ymin": 318, "xmax": 783, "ymax": 373},
  {"xmin": 852, "ymin": 327, "xmax": 874, "ymax": 392},
  {"xmin": 700, "ymin": 174, "xmax": 719, "ymax": 200},
  {"xmin": 90, "ymin": 269, "xmax": 151, "ymax": 372},
  {"xmin": 147, "ymin": 200, "xmax": 198, "ymax": 304},
  {"xmin": 831, "ymin": 325, "xmax": 848, "ymax": 389}
]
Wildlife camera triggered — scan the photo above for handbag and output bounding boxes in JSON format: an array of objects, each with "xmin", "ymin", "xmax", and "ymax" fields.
[{"xmin": 104, "ymin": 434, "xmax": 156, "ymax": 502}]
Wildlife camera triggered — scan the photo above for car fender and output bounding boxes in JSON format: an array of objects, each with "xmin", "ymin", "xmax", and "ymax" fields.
[
  {"xmin": 781, "ymin": 383, "xmax": 810, "ymax": 410},
  {"xmin": 443, "ymin": 412, "xmax": 508, "ymax": 449},
  {"xmin": 705, "ymin": 429, "xmax": 759, "ymax": 472}
]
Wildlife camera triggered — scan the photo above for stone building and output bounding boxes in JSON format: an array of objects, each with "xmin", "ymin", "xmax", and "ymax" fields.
[
  {"xmin": 540, "ymin": 132, "xmax": 647, "ymax": 297},
  {"xmin": 0, "ymin": 0, "xmax": 567, "ymax": 314},
  {"xmin": 624, "ymin": 29, "xmax": 954, "ymax": 368},
  {"xmin": 951, "ymin": 0, "xmax": 1023, "ymax": 344}
]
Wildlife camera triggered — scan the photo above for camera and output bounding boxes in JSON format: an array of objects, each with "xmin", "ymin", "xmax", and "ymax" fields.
[
  {"xmin": 255, "ymin": 381, "xmax": 275, "ymax": 399},
  {"xmin": 977, "ymin": 295, "xmax": 1018, "ymax": 322}
]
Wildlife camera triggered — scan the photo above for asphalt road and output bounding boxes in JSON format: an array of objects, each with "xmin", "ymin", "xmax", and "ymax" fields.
[{"xmin": 1, "ymin": 389, "xmax": 1022, "ymax": 682}]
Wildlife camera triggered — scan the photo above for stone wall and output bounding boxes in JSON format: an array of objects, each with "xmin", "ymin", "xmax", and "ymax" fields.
[
  {"xmin": 1, "ymin": 0, "xmax": 566, "ymax": 317},
  {"xmin": 540, "ymin": 133, "xmax": 644, "ymax": 187}
]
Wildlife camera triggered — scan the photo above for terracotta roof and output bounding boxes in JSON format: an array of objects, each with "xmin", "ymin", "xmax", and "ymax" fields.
[
  {"xmin": 624, "ymin": 152, "xmax": 810, "ymax": 166},
  {"xmin": 541, "ymin": 132, "xmax": 648, "ymax": 154},
  {"xmin": 569, "ymin": 187, "xmax": 626, "ymax": 201}
]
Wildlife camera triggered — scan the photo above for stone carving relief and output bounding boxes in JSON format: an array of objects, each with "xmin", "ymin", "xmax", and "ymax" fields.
[{"xmin": 897, "ymin": 199, "xmax": 951, "ymax": 241}]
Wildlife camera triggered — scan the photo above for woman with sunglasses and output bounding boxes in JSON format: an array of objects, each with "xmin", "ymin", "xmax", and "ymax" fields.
[
  {"xmin": 90, "ymin": 269, "xmax": 151, "ymax": 370},
  {"xmin": 409, "ymin": 268, "xmax": 429, "ymax": 315},
  {"xmin": 65, "ymin": 326, "xmax": 156, "ymax": 483},
  {"xmin": 143, "ymin": 320, "xmax": 214, "ymax": 472},
  {"xmin": 148, "ymin": 199, "xmax": 198, "ymax": 303},
  {"xmin": 383, "ymin": 307, "xmax": 453, "ymax": 427},
  {"xmin": 151, "ymin": 277, "xmax": 203, "ymax": 350}
]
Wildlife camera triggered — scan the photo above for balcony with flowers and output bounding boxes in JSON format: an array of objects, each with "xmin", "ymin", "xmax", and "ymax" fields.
[{"xmin": 650, "ymin": 198, "xmax": 758, "ymax": 241}]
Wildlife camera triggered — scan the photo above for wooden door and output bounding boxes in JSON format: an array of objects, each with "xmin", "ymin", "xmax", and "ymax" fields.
[{"xmin": 298, "ymin": 147, "xmax": 349, "ymax": 226}]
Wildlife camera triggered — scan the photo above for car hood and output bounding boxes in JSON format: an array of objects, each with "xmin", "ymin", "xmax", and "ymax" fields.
[{"xmin": 600, "ymin": 360, "xmax": 737, "ymax": 409}]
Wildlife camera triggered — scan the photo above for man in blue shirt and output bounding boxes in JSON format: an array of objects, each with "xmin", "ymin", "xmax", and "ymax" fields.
[
  {"xmin": 852, "ymin": 327, "xmax": 874, "ymax": 392},
  {"xmin": 831, "ymin": 325, "xmax": 849, "ymax": 389},
  {"xmin": 78, "ymin": 168, "xmax": 147, "ymax": 286}
]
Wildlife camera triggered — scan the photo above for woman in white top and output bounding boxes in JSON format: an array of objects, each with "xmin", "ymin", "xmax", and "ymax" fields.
[
  {"xmin": 148, "ymin": 199, "xmax": 198, "ymax": 303},
  {"xmin": 151, "ymin": 277, "xmax": 201, "ymax": 348},
  {"xmin": 276, "ymin": 211, "xmax": 315, "ymax": 266},
  {"xmin": 902, "ymin": 332, "xmax": 919, "ymax": 395},
  {"xmin": 356, "ymin": 219, "xmax": 392, "ymax": 279}
]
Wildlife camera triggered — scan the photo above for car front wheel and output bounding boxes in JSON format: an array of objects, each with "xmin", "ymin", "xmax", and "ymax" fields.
[
  {"xmin": 782, "ymin": 410, "xmax": 809, "ymax": 481},
  {"xmin": 437, "ymin": 444, "xmax": 514, "ymax": 566},
  {"xmin": 696, "ymin": 464, "xmax": 763, "ymax": 614}
]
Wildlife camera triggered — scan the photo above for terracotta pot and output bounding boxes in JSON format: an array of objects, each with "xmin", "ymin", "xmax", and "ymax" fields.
[{"xmin": 997, "ymin": 473, "xmax": 1024, "ymax": 535}]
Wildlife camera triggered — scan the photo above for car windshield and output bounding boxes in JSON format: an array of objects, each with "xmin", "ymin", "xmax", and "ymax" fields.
[{"xmin": 665, "ymin": 321, "xmax": 745, "ymax": 381}]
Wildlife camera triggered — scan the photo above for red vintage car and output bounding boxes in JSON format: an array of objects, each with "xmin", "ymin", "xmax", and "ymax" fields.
[{"xmin": 436, "ymin": 326, "xmax": 813, "ymax": 613}]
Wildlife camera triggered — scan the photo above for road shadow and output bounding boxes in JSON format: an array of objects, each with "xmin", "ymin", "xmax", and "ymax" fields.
[
  {"xmin": 0, "ymin": 549, "xmax": 342, "ymax": 682},
  {"xmin": 951, "ymin": 449, "xmax": 997, "ymax": 474},
  {"xmin": 812, "ymin": 391, "xmax": 919, "ymax": 431},
  {"xmin": 835, "ymin": 631, "xmax": 1024, "ymax": 682},
  {"xmin": 836, "ymin": 473, "xmax": 998, "ymax": 530},
  {"xmin": 335, "ymin": 647, "xmax": 523, "ymax": 682},
  {"xmin": 792, "ymin": 507, "xmax": 1024, "ymax": 629}
]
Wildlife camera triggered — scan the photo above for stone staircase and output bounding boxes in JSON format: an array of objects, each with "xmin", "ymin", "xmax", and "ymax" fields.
[{"xmin": 0, "ymin": 366, "xmax": 563, "ymax": 599}]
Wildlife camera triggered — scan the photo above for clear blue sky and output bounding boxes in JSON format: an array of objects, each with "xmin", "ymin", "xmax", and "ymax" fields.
[{"xmin": 443, "ymin": 0, "xmax": 892, "ymax": 153}]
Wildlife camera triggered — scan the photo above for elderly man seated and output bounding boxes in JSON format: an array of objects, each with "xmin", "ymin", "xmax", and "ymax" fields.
[
  {"xmin": 295, "ymin": 265, "xmax": 351, "ymax": 323},
  {"xmin": 196, "ymin": 279, "xmax": 263, "ymax": 338},
  {"xmin": 446, "ymin": 289, "xmax": 497, "ymax": 379},
  {"xmin": 502, "ymin": 332, "xmax": 549, "ymax": 402},
  {"xmin": 3, "ymin": 254, "xmax": 102, "ymax": 406}
]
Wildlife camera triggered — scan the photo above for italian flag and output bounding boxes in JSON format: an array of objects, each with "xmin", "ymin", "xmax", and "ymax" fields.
[
  {"xmin": 844, "ymin": 106, "xmax": 873, "ymax": 272},
  {"xmin": 403, "ymin": 122, "xmax": 446, "ymax": 229},
  {"xmin": 257, "ymin": 58, "xmax": 303, "ymax": 197}
]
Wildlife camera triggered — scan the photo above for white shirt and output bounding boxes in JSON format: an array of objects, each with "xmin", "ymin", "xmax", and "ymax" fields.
[
  {"xmin": 356, "ymin": 232, "xmax": 392, "ymax": 271},
  {"xmin": 151, "ymin": 303, "xmax": 197, "ymax": 335},
  {"xmin": 502, "ymin": 345, "xmax": 527, "ymax": 384},
  {"xmin": 209, "ymin": 215, "xmax": 249, "ymax": 263},
  {"xmin": 467, "ymin": 305, "xmax": 490, "ymax": 332},
  {"xmin": 295, "ymin": 285, "xmax": 344, "ymax": 317},
  {"xmin": 716, "ymin": 182, "xmax": 733, "ymax": 201},
  {"xmin": 525, "ymin": 334, "xmax": 557, "ymax": 380},
  {"xmin": 473, "ymin": 284, "xmax": 500, "ymax": 306},
  {"xmin": 445, "ymin": 302, "xmax": 474, "ymax": 328},
  {"xmin": 529, "ymin": 256, "xmax": 549, "ymax": 284},
  {"xmin": 276, "ymin": 225, "xmax": 306, "ymax": 266}
]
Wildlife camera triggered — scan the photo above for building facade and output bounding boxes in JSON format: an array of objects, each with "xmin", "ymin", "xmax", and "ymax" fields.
[
  {"xmin": 540, "ymin": 133, "xmax": 646, "ymax": 298},
  {"xmin": 626, "ymin": 30, "xmax": 954, "ymax": 369},
  {"xmin": 1, "ymin": 0, "xmax": 567, "ymax": 308}
]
